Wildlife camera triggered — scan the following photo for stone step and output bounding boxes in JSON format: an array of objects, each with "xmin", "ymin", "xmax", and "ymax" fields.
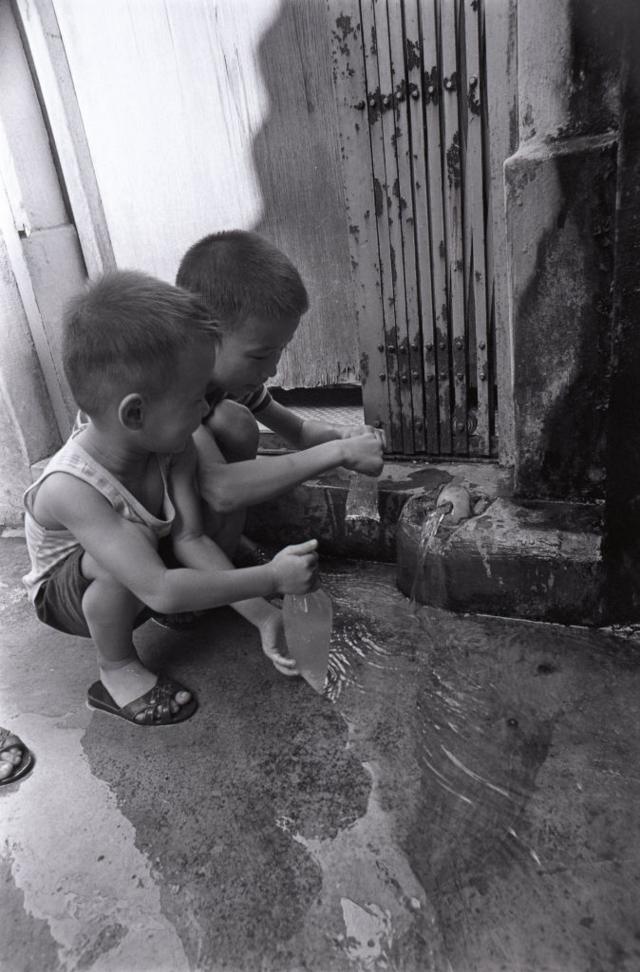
[
  {"xmin": 396, "ymin": 493, "xmax": 605, "ymax": 626},
  {"xmin": 246, "ymin": 458, "xmax": 512, "ymax": 562},
  {"xmin": 246, "ymin": 456, "xmax": 605, "ymax": 625}
]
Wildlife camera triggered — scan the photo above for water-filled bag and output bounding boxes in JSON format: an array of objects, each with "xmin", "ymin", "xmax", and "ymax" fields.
[{"xmin": 283, "ymin": 588, "xmax": 333, "ymax": 694}]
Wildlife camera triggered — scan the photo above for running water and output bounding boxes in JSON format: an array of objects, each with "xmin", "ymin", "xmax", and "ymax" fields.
[
  {"xmin": 320, "ymin": 564, "xmax": 568, "ymax": 909},
  {"xmin": 344, "ymin": 472, "xmax": 380, "ymax": 523},
  {"xmin": 324, "ymin": 501, "xmax": 453, "ymax": 702},
  {"xmin": 410, "ymin": 502, "xmax": 452, "ymax": 604}
]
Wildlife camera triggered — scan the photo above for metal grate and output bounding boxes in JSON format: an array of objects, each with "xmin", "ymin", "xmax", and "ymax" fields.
[
  {"xmin": 259, "ymin": 404, "xmax": 364, "ymax": 431},
  {"xmin": 332, "ymin": 0, "xmax": 498, "ymax": 458}
]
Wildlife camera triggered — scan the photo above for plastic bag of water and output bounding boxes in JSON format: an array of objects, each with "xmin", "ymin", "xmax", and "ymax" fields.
[{"xmin": 283, "ymin": 588, "xmax": 333, "ymax": 694}]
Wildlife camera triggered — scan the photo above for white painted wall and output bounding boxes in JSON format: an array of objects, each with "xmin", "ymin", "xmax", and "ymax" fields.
[
  {"xmin": 52, "ymin": 0, "xmax": 278, "ymax": 281},
  {"xmin": 50, "ymin": 0, "xmax": 359, "ymax": 389}
]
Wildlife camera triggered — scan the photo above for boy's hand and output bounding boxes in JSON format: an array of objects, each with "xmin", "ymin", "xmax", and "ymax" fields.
[
  {"xmin": 340, "ymin": 430, "xmax": 385, "ymax": 476},
  {"xmin": 259, "ymin": 607, "xmax": 299, "ymax": 677},
  {"xmin": 338, "ymin": 423, "xmax": 385, "ymax": 444},
  {"xmin": 269, "ymin": 539, "xmax": 319, "ymax": 595}
]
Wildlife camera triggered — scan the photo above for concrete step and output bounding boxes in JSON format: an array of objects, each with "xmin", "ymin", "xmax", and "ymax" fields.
[
  {"xmin": 246, "ymin": 458, "xmax": 513, "ymax": 562},
  {"xmin": 246, "ymin": 454, "xmax": 606, "ymax": 625},
  {"xmin": 396, "ymin": 493, "xmax": 606, "ymax": 626}
]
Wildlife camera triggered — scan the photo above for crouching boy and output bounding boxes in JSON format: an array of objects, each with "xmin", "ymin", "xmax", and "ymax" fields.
[
  {"xmin": 22, "ymin": 270, "xmax": 318, "ymax": 726},
  {"xmin": 176, "ymin": 230, "xmax": 385, "ymax": 560}
]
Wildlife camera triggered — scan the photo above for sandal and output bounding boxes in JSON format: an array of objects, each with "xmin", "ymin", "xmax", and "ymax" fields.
[
  {"xmin": 87, "ymin": 675, "xmax": 198, "ymax": 726},
  {"xmin": 0, "ymin": 727, "xmax": 35, "ymax": 786},
  {"xmin": 150, "ymin": 610, "xmax": 207, "ymax": 631}
]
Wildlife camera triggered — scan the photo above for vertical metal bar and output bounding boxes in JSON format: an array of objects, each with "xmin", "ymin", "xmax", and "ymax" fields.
[
  {"xmin": 328, "ymin": 2, "xmax": 391, "ymax": 439},
  {"xmin": 420, "ymin": 0, "xmax": 453, "ymax": 453},
  {"xmin": 370, "ymin": 0, "xmax": 415, "ymax": 452},
  {"xmin": 404, "ymin": 0, "xmax": 439, "ymax": 454},
  {"xmin": 387, "ymin": 0, "xmax": 425, "ymax": 453},
  {"xmin": 440, "ymin": 0, "xmax": 468, "ymax": 454},
  {"xmin": 461, "ymin": 0, "xmax": 490, "ymax": 455},
  {"xmin": 360, "ymin": 0, "xmax": 405, "ymax": 452}
]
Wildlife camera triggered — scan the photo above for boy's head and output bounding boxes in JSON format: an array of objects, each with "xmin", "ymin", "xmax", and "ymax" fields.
[
  {"xmin": 176, "ymin": 230, "xmax": 309, "ymax": 395},
  {"xmin": 63, "ymin": 270, "xmax": 219, "ymax": 425}
]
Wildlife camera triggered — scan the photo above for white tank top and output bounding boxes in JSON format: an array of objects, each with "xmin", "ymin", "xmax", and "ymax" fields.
[{"xmin": 22, "ymin": 433, "xmax": 175, "ymax": 601}]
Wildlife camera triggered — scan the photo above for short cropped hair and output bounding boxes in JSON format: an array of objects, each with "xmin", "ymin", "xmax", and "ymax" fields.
[
  {"xmin": 63, "ymin": 269, "xmax": 220, "ymax": 416},
  {"xmin": 176, "ymin": 230, "xmax": 309, "ymax": 329}
]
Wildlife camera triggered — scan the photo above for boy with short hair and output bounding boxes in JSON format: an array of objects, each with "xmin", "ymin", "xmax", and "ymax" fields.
[
  {"xmin": 22, "ymin": 270, "xmax": 319, "ymax": 726},
  {"xmin": 176, "ymin": 230, "xmax": 384, "ymax": 556}
]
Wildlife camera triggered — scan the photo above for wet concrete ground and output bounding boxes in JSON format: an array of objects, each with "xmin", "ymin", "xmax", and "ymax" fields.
[{"xmin": 1, "ymin": 534, "xmax": 640, "ymax": 972}]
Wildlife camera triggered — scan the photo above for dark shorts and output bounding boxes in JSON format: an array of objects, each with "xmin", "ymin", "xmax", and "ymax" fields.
[{"xmin": 34, "ymin": 547, "xmax": 151, "ymax": 638}]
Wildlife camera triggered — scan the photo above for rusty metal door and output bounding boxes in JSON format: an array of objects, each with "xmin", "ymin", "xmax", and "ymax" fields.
[{"xmin": 331, "ymin": 0, "xmax": 502, "ymax": 457}]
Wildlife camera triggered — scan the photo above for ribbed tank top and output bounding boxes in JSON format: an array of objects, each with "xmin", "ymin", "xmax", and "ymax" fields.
[{"xmin": 23, "ymin": 434, "xmax": 175, "ymax": 601}]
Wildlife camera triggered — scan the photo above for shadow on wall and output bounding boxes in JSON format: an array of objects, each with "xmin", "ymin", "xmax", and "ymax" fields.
[
  {"xmin": 513, "ymin": 140, "xmax": 617, "ymax": 502},
  {"xmin": 514, "ymin": 0, "xmax": 624, "ymax": 503},
  {"xmin": 249, "ymin": 0, "xmax": 359, "ymax": 388}
]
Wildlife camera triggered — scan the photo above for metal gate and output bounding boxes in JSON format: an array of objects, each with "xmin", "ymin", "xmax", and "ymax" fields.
[{"xmin": 331, "ymin": 0, "xmax": 501, "ymax": 457}]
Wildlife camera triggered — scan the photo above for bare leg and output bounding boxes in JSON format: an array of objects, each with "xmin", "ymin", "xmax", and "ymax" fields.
[{"xmin": 81, "ymin": 553, "xmax": 191, "ymax": 713}]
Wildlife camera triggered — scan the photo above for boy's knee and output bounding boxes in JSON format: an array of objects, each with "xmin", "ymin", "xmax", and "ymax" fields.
[
  {"xmin": 205, "ymin": 400, "xmax": 259, "ymax": 461},
  {"xmin": 81, "ymin": 555, "xmax": 141, "ymax": 622}
]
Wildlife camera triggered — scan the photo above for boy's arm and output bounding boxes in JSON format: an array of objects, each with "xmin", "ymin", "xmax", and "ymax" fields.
[
  {"xmin": 258, "ymin": 398, "xmax": 377, "ymax": 450},
  {"xmin": 193, "ymin": 421, "xmax": 384, "ymax": 514},
  {"xmin": 38, "ymin": 467, "xmax": 316, "ymax": 615},
  {"xmin": 168, "ymin": 445, "xmax": 306, "ymax": 675}
]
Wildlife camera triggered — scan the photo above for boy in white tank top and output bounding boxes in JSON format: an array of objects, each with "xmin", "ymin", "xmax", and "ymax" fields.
[{"xmin": 23, "ymin": 270, "xmax": 319, "ymax": 727}]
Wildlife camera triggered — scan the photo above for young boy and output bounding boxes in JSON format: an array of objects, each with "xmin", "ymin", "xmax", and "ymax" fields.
[
  {"xmin": 176, "ymin": 230, "xmax": 384, "ymax": 557},
  {"xmin": 22, "ymin": 271, "xmax": 319, "ymax": 727}
]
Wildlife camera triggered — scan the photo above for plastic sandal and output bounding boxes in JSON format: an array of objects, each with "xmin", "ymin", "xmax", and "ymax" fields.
[
  {"xmin": 0, "ymin": 728, "xmax": 35, "ymax": 786},
  {"xmin": 87, "ymin": 675, "xmax": 197, "ymax": 726}
]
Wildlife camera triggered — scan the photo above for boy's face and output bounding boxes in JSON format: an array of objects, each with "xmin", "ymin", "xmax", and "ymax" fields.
[
  {"xmin": 141, "ymin": 341, "xmax": 214, "ymax": 452},
  {"xmin": 210, "ymin": 315, "xmax": 299, "ymax": 395}
]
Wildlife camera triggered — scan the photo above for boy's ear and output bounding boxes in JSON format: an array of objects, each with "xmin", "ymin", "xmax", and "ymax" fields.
[{"xmin": 118, "ymin": 393, "xmax": 145, "ymax": 430}]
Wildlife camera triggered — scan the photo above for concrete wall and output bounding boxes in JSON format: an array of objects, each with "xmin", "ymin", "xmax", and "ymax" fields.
[
  {"xmin": 602, "ymin": 2, "xmax": 640, "ymax": 619},
  {"xmin": 0, "ymin": 236, "xmax": 60, "ymax": 526},
  {"xmin": 51, "ymin": 0, "xmax": 359, "ymax": 390},
  {"xmin": 506, "ymin": 0, "xmax": 621, "ymax": 501}
]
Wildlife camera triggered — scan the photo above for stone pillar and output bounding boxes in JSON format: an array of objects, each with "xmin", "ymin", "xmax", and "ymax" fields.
[
  {"xmin": 603, "ymin": 4, "xmax": 640, "ymax": 619},
  {"xmin": 505, "ymin": 0, "xmax": 620, "ymax": 501}
]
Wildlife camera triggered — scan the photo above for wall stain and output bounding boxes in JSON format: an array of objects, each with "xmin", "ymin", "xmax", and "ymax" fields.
[
  {"xmin": 446, "ymin": 131, "xmax": 462, "ymax": 189},
  {"xmin": 405, "ymin": 37, "xmax": 421, "ymax": 72}
]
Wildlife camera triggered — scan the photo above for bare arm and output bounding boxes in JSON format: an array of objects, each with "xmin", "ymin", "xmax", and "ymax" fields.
[
  {"xmin": 194, "ymin": 420, "xmax": 384, "ymax": 514},
  {"xmin": 168, "ymin": 446, "xmax": 307, "ymax": 675},
  {"xmin": 37, "ymin": 464, "xmax": 316, "ymax": 615},
  {"xmin": 258, "ymin": 398, "xmax": 378, "ymax": 450}
]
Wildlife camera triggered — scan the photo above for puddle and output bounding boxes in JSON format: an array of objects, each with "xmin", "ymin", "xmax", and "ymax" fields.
[
  {"xmin": 316, "ymin": 562, "xmax": 640, "ymax": 970},
  {"xmin": 0, "ymin": 713, "xmax": 189, "ymax": 972}
]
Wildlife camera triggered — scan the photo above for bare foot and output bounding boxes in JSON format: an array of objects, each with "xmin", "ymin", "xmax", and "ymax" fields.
[
  {"xmin": 100, "ymin": 657, "xmax": 192, "ymax": 713},
  {"xmin": 0, "ymin": 729, "xmax": 33, "ymax": 784}
]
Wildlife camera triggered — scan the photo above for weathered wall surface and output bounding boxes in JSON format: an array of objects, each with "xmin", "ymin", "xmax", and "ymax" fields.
[
  {"xmin": 507, "ymin": 136, "xmax": 616, "ymax": 499},
  {"xmin": 506, "ymin": 0, "xmax": 621, "ymax": 501},
  {"xmin": 0, "ymin": 240, "xmax": 60, "ymax": 526},
  {"xmin": 51, "ymin": 0, "xmax": 358, "ymax": 390},
  {"xmin": 602, "ymin": 2, "xmax": 640, "ymax": 618}
]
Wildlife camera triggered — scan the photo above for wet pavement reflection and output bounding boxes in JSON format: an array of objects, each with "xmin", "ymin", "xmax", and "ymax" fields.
[
  {"xmin": 321, "ymin": 561, "xmax": 640, "ymax": 971},
  {"xmin": 2, "ymin": 538, "xmax": 640, "ymax": 971}
]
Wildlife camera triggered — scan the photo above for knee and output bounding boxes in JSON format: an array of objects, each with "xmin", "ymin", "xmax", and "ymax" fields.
[
  {"xmin": 205, "ymin": 400, "xmax": 259, "ymax": 462},
  {"xmin": 81, "ymin": 557, "xmax": 141, "ymax": 625}
]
